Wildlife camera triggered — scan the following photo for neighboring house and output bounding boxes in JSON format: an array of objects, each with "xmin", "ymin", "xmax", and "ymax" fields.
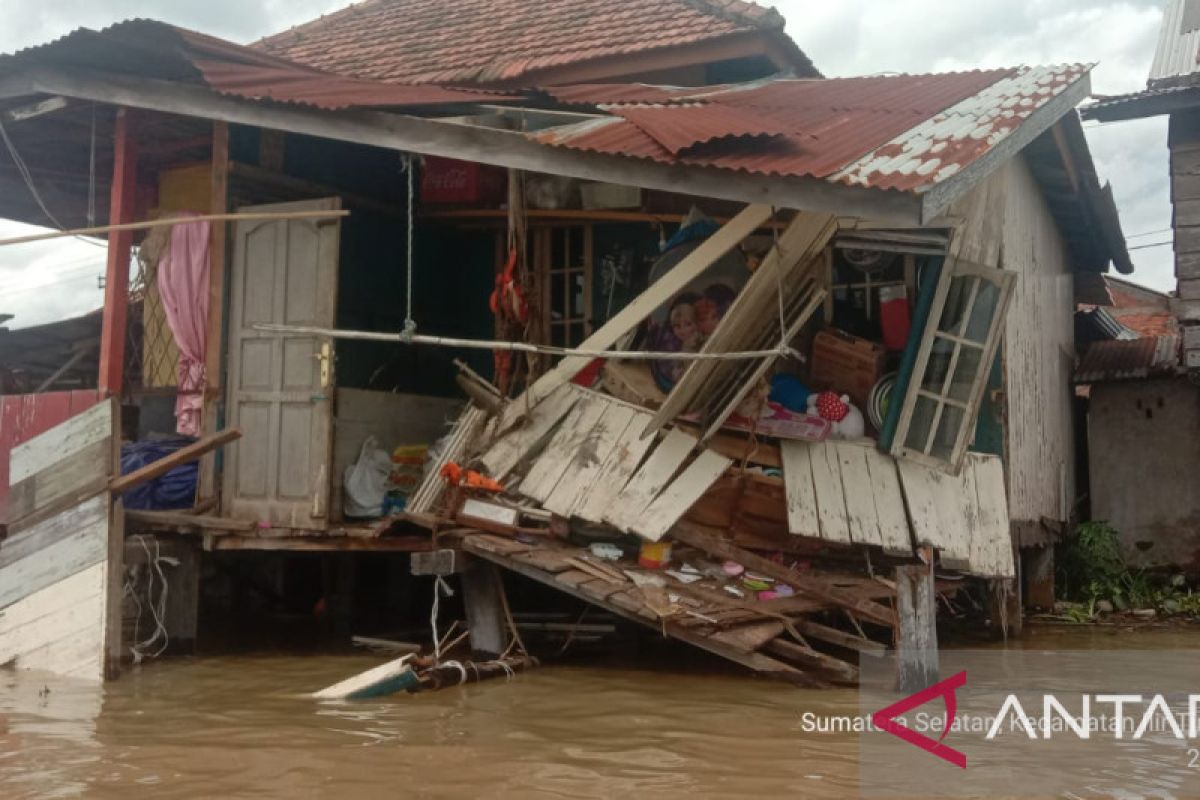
[
  {"xmin": 1075, "ymin": 278, "xmax": 1198, "ymax": 571},
  {"xmin": 1083, "ymin": 0, "xmax": 1200, "ymax": 375},
  {"xmin": 256, "ymin": 0, "xmax": 818, "ymax": 87},
  {"xmin": 1079, "ymin": 0, "xmax": 1200, "ymax": 572}
]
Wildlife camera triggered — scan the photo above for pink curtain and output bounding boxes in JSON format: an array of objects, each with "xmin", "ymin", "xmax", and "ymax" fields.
[{"xmin": 157, "ymin": 219, "xmax": 211, "ymax": 437}]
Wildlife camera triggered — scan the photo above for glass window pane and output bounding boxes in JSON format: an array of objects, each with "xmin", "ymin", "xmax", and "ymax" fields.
[
  {"xmin": 948, "ymin": 345, "xmax": 982, "ymax": 403},
  {"xmin": 964, "ymin": 280, "xmax": 1000, "ymax": 342},
  {"xmin": 904, "ymin": 394, "xmax": 939, "ymax": 453},
  {"xmin": 938, "ymin": 275, "xmax": 977, "ymax": 334},
  {"xmin": 930, "ymin": 404, "xmax": 965, "ymax": 462},
  {"xmin": 921, "ymin": 336, "xmax": 955, "ymax": 394},
  {"xmin": 572, "ymin": 273, "xmax": 585, "ymax": 316},
  {"xmin": 551, "ymin": 272, "xmax": 566, "ymax": 317}
]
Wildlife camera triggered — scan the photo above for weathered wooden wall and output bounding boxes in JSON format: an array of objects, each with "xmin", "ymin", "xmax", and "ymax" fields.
[
  {"xmin": 946, "ymin": 155, "xmax": 1076, "ymax": 534},
  {"xmin": 0, "ymin": 400, "xmax": 120, "ymax": 681},
  {"xmin": 0, "ymin": 390, "xmax": 102, "ymax": 525}
]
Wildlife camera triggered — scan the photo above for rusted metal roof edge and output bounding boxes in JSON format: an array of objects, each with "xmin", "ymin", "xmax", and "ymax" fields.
[
  {"xmin": 917, "ymin": 69, "xmax": 1093, "ymax": 223},
  {"xmin": 10, "ymin": 64, "xmax": 926, "ymax": 224}
]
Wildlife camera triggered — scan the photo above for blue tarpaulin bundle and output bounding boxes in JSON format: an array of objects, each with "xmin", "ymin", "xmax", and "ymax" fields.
[{"xmin": 120, "ymin": 437, "xmax": 199, "ymax": 510}]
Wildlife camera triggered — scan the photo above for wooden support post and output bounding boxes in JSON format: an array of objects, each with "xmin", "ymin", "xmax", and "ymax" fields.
[
  {"xmin": 460, "ymin": 556, "xmax": 508, "ymax": 659},
  {"xmin": 199, "ymin": 120, "xmax": 229, "ymax": 505},
  {"xmin": 123, "ymin": 536, "xmax": 201, "ymax": 653},
  {"xmin": 1023, "ymin": 545, "xmax": 1055, "ymax": 611},
  {"xmin": 97, "ymin": 108, "xmax": 137, "ymax": 396},
  {"xmin": 895, "ymin": 562, "xmax": 939, "ymax": 693},
  {"xmin": 411, "ymin": 549, "xmax": 460, "ymax": 576}
]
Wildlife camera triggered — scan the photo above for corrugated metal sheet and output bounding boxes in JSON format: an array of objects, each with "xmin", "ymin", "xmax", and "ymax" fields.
[
  {"xmin": 834, "ymin": 65, "xmax": 1089, "ymax": 191},
  {"xmin": 534, "ymin": 66, "xmax": 1086, "ymax": 195},
  {"xmin": 1149, "ymin": 0, "xmax": 1200, "ymax": 88},
  {"xmin": 1075, "ymin": 335, "xmax": 1182, "ymax": 383},
  {"xmin": 614, "ymin": 103, "xmax": 794, "ymax": 154}
]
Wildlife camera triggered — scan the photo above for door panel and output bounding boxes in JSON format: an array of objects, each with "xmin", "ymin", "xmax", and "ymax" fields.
[{"xmin": 223, "ymin": 198, "xmax": 341, "ymax": 528}]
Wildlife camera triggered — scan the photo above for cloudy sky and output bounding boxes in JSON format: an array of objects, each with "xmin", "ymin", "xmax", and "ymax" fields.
[{"xmin": 0, "ymin": 0, "xmax": 1175, "ymax": 328}]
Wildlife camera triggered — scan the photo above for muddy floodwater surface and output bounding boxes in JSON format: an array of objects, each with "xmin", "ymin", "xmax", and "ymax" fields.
[{"xmin": 1, "ymin": 625, "xmax": 1198, "ymax": 799}]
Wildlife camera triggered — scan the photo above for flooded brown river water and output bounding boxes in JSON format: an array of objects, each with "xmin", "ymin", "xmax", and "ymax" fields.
[{"xmin": 1, "ymin": 625, "xmax": 1198, "ymax": 799}]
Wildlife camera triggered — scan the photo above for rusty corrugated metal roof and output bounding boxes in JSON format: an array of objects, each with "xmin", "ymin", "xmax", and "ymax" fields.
[
  {"xmin": 254, "ymin": 0, "xmax": 818, "ymax": 86},
  {"xmin": 1075, "ymin": 335, "xmax": 1182, "ymax": 383},
  {"xmin": 533, "ymin": 66, "xmax": 1086, "ymax": 194}
]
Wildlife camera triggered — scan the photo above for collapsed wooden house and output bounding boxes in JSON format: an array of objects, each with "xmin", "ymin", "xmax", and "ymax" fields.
[{"xmin": 0, "ymin": 4, "xmax": 1133, "ymax": 686}]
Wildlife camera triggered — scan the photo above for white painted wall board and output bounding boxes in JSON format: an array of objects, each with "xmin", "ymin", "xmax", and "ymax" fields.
[
  {"xmin": 780, "ymin": 440, "xmax": 820, "ymax": 538},
  {"xmin": 635, "ymin": 450, "xmax": 733, "ymax": 542},
  {"xmin": 603, "ymin": 428, "xmax": 697, "ymax": 532}
]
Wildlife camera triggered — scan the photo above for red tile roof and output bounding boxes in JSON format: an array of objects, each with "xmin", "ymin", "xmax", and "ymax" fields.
[
  {"xmin": 255, "ymin": 0, "xmax": 815, "ymax": 85},
  {"xmin": 1075, "ymin": 336, "xmax": 1181, "ymax": 383}
]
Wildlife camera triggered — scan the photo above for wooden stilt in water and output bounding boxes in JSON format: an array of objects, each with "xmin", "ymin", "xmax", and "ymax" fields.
[
  {"xmin": 895, "ymin": 562, "xmax": 938, "ymax": 693},
  {"xmin": 461, "ymin": 557, "xmax": 509, "ymax": 659}
]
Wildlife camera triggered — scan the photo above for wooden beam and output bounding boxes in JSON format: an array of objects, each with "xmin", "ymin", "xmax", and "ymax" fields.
[
  {"xmin": 34, "ymin": 344, "xmax": 94, "ymax": 392},
  {"xmin": 797, "ymin": 619, "xmax": 887, "ymax": 657},
  {"xmin": 1, "ymin": 96, "xmax": 69, "ymax": 124},
  {"xmin": 765, "ymin": 638, "xmax": 859, "ymax": 683},
  {"xmin": 97, "ymin": 107, "xmax": 136, "ymax": 395},
  {"xmin": 895, "ymin": 563, "xmax": 939, "ymax": 693},
  {"xmin": 124, "ymin": 509, "xmax": 256, "ymax": 532},
  {"xmin": 460, "ymin": 557, "xmax": 509, "ymax": 659},
  {"xmin": 20, "ymin": 66, "xmax": 923, "ymax": 224},
  {"xmin": 110, "ymin": 428, "xmax": 241, "ymax": 495},
  {"xmin": 206, "ymin": 535, "xmax": 434, "ymax": 552},
  {"xmin": 671, "ymin": 521, "xmax": 897, "ymax": 627},
  {"xmin": 199, "ymin": 120, "xmax": 229, "ymax": 507}
]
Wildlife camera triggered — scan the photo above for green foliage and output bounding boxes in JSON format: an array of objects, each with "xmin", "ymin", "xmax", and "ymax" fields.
[{"xmin": 1056, "ymin": 521, "xmax": 1199, "ymax": 617}]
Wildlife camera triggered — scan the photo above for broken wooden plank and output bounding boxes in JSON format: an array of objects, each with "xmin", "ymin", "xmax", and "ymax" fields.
[
  {"xmin": 780, "ymin": 439, "xmax": 820, "ymax": 538},
  {"xmin": 634, "ymin": 450, "xmax": 733, "ymax": 542},
  {"xmin": 543, "ymin": 403, "xmax": 635, "ymax": 517},
  {"xmin": 797, "ymin": 619, "xmax": 887, "ymax": 657},
  {"xmin": 408, "ymin": 405, "xmax": 489, "ymax": 514},
  {"xmin": 462, "ymin": 535, "xmax": 817, "ymax": 683},
  {"xmin": 836, "ymin": 441, "xmax": 885, "ymax": 548},
  {"xmin": 967, "ymin": 454, "xmax": 1016, "ymax": 578},
  {"xmin": 765, "ymin": 638, "xmax": 859, "ymax": 684},
  {"xmin": 519, "ymin": 393, "xmax": 609, "ymax": 503},
  {"xmin": 863, "ymin": 445, "xmax": 914, "ymax": 556},
  {"xmin": 808, "ymin": 442, "xmax": 852, "ymax": 544},
  {"xmin": 671, "ymin": 522, "xmax": 896, "ymax": 627},
  {"xmin": 573, "ymin": 409, "xmax": 657, "ymax": 523},
  {"xmin": 109, "ymin": 428, "xmax": 241, "ymax": 496},
  {"xmin": 480, "ymin": 384, "xmax": 580, "ymax": 480},
  {"xmin": 511, "ymin": 549, "xmax": 576, "ymax": 574},
  {"xmin": 603, "ymin": 428, "xmax": 696, "ymax": 532}
]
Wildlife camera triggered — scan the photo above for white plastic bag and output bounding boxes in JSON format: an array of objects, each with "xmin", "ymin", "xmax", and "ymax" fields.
[{"xmin": 343, "ymin": 436, "xmax": 392, "ymax": 518}]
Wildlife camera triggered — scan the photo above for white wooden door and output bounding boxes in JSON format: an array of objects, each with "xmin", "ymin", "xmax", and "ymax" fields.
[{"xmin": 223, "ymin": 198, "xmax": 341, "ymax": 528}]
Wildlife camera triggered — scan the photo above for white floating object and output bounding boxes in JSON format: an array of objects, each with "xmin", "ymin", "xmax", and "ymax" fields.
[{"xmin": 312, "ymin": 655, "xmax": 420, "ymax": 700}]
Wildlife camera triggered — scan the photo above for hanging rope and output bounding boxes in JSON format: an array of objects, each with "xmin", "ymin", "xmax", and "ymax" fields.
[
  {"xmin": 429, "ymin": 574, "xmax": 455, "ymax": 663},
  {"xmin": 401, "ymin": 153, "xmax": 418, "ymax": 340}
]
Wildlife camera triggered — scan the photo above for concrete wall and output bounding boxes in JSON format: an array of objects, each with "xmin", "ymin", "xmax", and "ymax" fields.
[{"xmin": 1089, "ymin": 378, "xmax": 1200, "ymax": 570}]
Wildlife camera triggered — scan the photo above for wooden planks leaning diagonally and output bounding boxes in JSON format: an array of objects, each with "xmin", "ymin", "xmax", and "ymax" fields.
[
  {"xmin": 572, "ymin": 408, "xmax": 657, "ymax": 524},
  {"xmin": 543, "ymin": 403, "xmax": 637, "ymax": 518},
  {"xmin": 519, "ymin": 394, "xmax": 609, "ymax": 504},
  {"xmin": 0, "ymin": 399, "xmax": 122, "ymax": 681},
  {"xmin": 478, "ymin": 383, "xmax": 580, "ymax": 480},
  {"xmin": 634, "ymin": 449, "xmax": 733, "ymax": 542},
  {"xmin": 643, "ymin": 212, "xmax": 838, "ymax": 441},
  {"xmin": 604, "ymin": 428, "xmax": 697, "ymax": 532}
]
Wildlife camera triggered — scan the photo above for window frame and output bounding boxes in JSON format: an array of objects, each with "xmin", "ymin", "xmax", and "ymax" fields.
[{"xmin": 889, "ymin": 257, "xmax": 1015, "ymax": 474}]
